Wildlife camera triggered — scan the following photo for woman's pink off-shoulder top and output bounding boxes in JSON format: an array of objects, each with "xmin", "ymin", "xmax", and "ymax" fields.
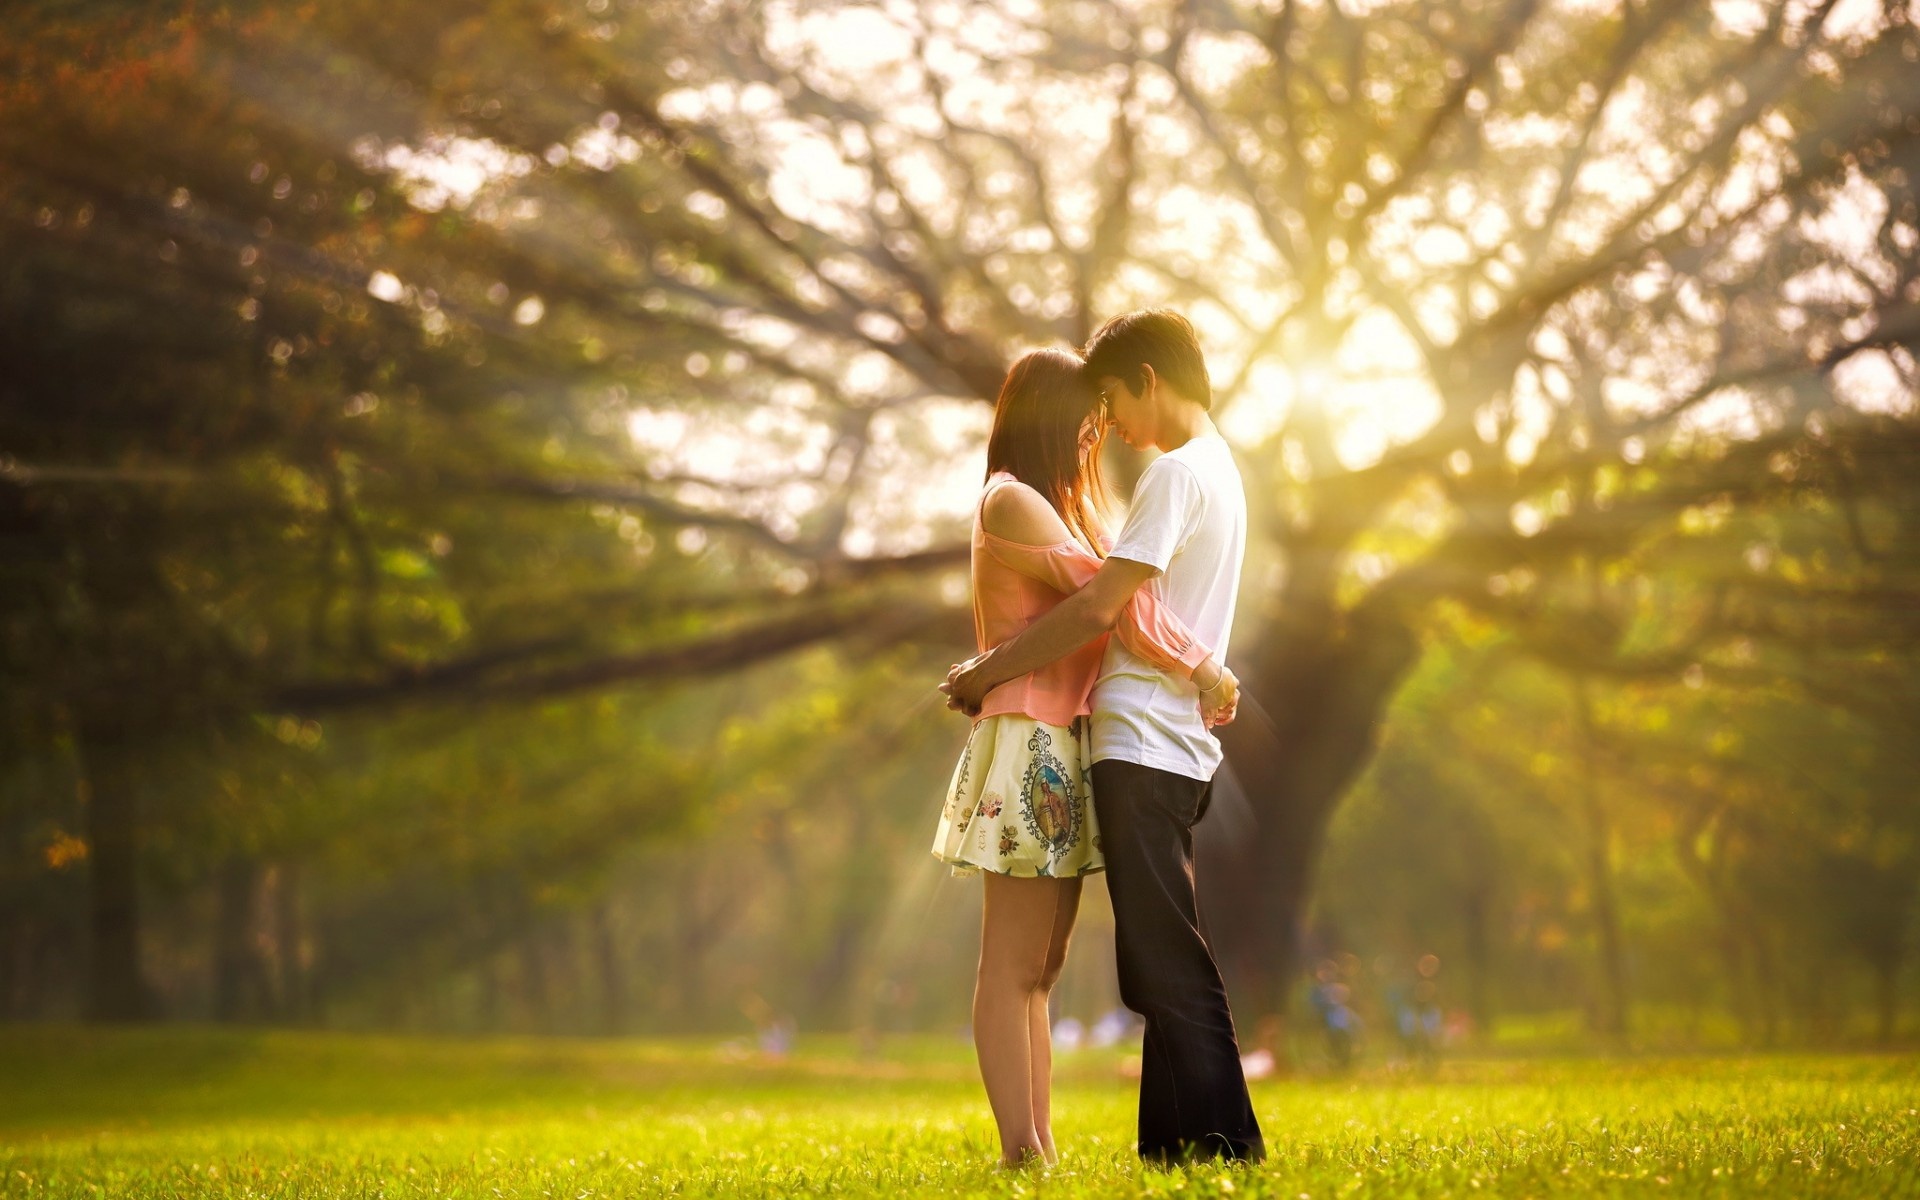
[{"xmin": 972, "ymin": 472, "xmax": 1211, "ymax": 728}]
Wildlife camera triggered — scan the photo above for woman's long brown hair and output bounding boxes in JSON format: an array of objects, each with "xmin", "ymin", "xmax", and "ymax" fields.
[{"xmin": 984, "ymin": 348, "xmax": 1107, "ymax": 549}]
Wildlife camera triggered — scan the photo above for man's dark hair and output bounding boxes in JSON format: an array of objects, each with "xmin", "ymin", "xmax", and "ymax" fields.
[{"xmin": 1081, "ymin": 308, "xmax": 1211, "ymax": 410}]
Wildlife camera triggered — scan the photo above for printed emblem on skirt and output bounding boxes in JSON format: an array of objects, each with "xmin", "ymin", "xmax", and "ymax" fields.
[
  {"xmin": 930, "ymin": 715, "xmax": 1104, "ymax": 878},
  {"xmin": 1019, "ymin": 725, "xmax": 1083, "ymax": 855}
]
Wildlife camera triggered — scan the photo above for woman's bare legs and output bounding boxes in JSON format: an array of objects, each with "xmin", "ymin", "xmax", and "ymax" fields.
[
  {"xmin": 975, "ymin": 872, "xmax": 1084, "ymax": 1167},
  {"xmin": 1029, "ymin": 873, "xmax": 1081, "ymax": 1161}
]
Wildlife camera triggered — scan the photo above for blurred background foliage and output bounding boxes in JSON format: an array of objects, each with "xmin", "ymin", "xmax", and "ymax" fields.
[{"xmin": 2, "ymin": 0, "xmax": 1917, "ymax": 1056}]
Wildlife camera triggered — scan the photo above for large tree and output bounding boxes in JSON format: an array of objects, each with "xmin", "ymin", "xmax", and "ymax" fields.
[{"xmin": 5, "ymin": 0, "xmax": 1917, "ymax": 1024}]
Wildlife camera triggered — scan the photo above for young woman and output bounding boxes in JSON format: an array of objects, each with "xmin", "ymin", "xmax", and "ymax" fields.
[{"xmin": 930, "ymin": 348, "xmax": 1236, "ymax": 1167}]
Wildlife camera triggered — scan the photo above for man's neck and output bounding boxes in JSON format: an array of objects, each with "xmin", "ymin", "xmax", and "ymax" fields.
[{"xmin": 1156, "ymin": 402, "xmax": 1216, "ymax": 452}]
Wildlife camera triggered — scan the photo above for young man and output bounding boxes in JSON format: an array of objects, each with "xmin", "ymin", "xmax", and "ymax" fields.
[{"xmin": 943, "ymin": 309, "xmax": 1264, "ymax": 1165}]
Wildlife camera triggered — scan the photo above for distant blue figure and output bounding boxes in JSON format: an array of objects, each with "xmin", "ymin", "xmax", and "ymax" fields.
[
  {"xmin": 1308, "ymin": 959, "xmax": 1359, "ymax": 1070},
  {"xmin": 757, "ymin": 1015, "xmax": 796, "ymax": 1058},
  {"xmin": 1089, "ymin": 1007, "xmax": 1140, "ymax": 1049},
  {"xmin": 1390, "ymin": 953, "xmax": 1443, "ymax": 1066}
]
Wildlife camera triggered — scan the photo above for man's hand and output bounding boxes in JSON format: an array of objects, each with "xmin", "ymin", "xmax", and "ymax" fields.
[
  {"xmin": 1199, "ymin": 664, "xmax": 1239, "ymax": 729},
  {"xmin": 940, "ymin": 652, "xmax": 994, "ymax": 716}
]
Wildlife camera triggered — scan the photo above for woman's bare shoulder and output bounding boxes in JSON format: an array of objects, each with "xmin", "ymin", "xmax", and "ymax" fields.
[{"xmin": 981, "ymin": 479, "xmax": 1073, "ymax": 545}]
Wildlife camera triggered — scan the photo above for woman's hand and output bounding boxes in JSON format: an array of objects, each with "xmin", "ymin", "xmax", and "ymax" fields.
[
  {"xmin": 1196, "ymin": 660, "xmax": 1239, "ymax": 728},
  {"xmin": 941, "ymin": 652, "xmax": 993, "ymax": 716}
]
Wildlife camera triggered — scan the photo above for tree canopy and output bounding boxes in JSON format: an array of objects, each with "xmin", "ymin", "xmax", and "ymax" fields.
[{"xmin": 3, "ymin": 0, "xmax": 1916, "ymax": 1037}]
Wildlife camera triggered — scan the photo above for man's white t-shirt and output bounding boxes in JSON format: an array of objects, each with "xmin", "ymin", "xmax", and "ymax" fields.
[{"xmin": 1092, "ymin": 432, "xmax": 1246, "ymax": 780}]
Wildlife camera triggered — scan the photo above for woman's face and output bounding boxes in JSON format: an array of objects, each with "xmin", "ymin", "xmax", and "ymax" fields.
[{"xmin": 1077, "ymin": 407, "xmax": 1107, "ymax": 461}]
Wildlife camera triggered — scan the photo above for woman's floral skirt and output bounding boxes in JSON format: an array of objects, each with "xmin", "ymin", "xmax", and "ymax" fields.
[{"xmin": 932, "ymin": 714, "xmax": 1103, "ymax": 878}]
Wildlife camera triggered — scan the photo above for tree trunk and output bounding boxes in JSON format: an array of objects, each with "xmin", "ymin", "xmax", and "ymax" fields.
[
  {"xmin": 77, "ymin": 729, "xmax": 153, "ymax": 1022},
  {"xmin": 1872, "ymin": 956, "xmax": 1899, "ymax": 1046},
  {"xmin": 477, "ymin": 954, "xmax": 503, "ymax": 1032},
  {"xmin": 806, "ymin": 914, "xmax": 868, "ymax": 1029},
  {"xmin": 213, "ymin": 855, "xmax": 273, "ymax": 1022},
  {"xmin": 666, "ymin": 860, "xmax": 751, "ymax": 1031},
  {"xmin": 0, "ymin": 913, "xmax": 15, "ymax": 1020},
  {"xmin": 590, "ymin": 903, "xmax": 626, "ymax": 1036},
  {"xmin": 1573, "ymin": 679, "xmax": 1628, "ymax": 1039},
  {"xmin": 1718, "ymin": 923, "xmax": 1756, "ymax": 1043},
  {"xmin": 20, "ymin": 920, "xmax": 58, "ymax": 1018},
  {"xmin": 1675, "ymin": 810, "xmax": 1757, "ymax": 1043},
  {"xmin": 519, "ymin": 930, "xmax": 551, "ymax": 1033},
  {"xmin": 803, "ymin": 822, "xmax": 884, "ymax": 1027},
  {"xmin": 1750, "ymin": 927, "xmax": 1781, "ymax": 1046},
  {"xmin": 1463, "ymin": 884, "xmax": 1493, "ymax": 1041},
  {"xmin": 270, "ymin": 861, "xmax": 309, "ymax": 1022},
  {"xmin": 1201, "ymin": 599, "xmax": 1424, "ymax": 1040}
]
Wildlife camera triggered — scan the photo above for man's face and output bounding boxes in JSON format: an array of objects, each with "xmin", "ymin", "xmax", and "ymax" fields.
[{"xmin": 1096, "ymin": 375, "xmax": 1150, "ymax": 449}]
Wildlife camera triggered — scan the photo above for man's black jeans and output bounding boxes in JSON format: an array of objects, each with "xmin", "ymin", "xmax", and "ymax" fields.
[{"xmin": 1092, "ymin": 759, "xmax": 1265, "ymax": 1164}]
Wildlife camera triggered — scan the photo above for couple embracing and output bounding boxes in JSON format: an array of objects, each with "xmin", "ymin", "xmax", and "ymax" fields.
[{"xmin": 935, "ymin": 309, "xmax": 1264, "ymax": 1168}]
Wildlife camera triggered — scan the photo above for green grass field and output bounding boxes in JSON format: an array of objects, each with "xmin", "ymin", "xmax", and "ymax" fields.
[{"xmin": 1, "ymin": 1027, "xmax": 1915, "ymax": 1197}]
